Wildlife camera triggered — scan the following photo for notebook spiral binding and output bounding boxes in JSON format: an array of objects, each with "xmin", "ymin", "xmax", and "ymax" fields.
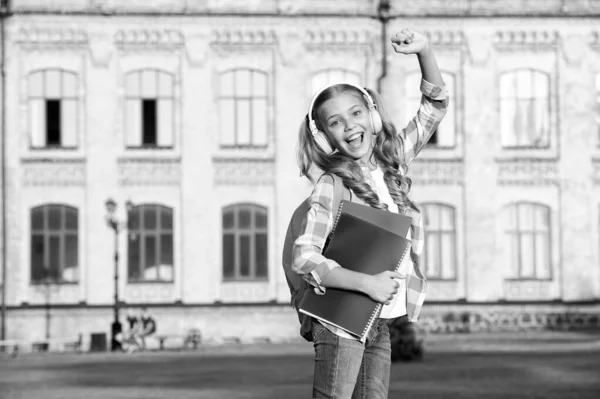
[{"xmin": 360, "ymin": 242, "xmax": 411, "ymax": 341}]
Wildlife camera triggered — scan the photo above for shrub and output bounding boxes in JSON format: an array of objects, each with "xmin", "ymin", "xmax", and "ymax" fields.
[{"xmin": 389, "ymin": 316, "xmax": 424, "ymax": 362}]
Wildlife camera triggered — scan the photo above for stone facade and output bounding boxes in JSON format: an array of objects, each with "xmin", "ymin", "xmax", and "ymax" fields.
[{"xmin": 1, "ymin": 1, "xmax": 600, "ymax": 346}]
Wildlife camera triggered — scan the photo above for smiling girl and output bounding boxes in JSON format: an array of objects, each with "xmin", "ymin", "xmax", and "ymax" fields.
[{"xmin": 292, "ymin": 29, "xmax": 449, "ymax": 399}]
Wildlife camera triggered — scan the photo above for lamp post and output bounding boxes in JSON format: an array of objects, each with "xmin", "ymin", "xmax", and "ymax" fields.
[{"xmin": 105, "ymin": 198, "xmax": 133, "ymax": 352}]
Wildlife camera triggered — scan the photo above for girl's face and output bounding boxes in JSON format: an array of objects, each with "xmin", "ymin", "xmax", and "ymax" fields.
[{"xmin": 319, "ymin": 91, "xmax": 374, "ymax": 164}]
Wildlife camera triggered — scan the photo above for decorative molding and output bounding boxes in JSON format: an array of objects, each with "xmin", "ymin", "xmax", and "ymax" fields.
[
  {"xmin": 426, "ymin": 281, "xmax": 460, "ymax": 301},
  {"xmin": 88, "ymin": 34, "xmax": 113, "ymax": 68},
  {"xmin": 561, "ymin": 34, "xmax": 587, "ymax": 67},
  {"xmin": 424, "ymin": 30, "xmax": 465, "ymax": 47},
  {"xmin": 503, "ymin": 280, "xmax": 554, "ymax": 301},
  {"xmin": 124, "ymin": 284, "xmax": 176, "ymax": 303},
  {"xmin": 15, "ymin": 27, "xmax": 88, "ymax": 49},
  {"xmin": 21, "ymin": 158, "xmax": 86, "ymax": 187},
  {"xmin": 497, "ymin": 159, "xmax": 559, "ymax": 187},
  {"xmin": 492, "ymin": 30, "xmax": 559, "ymax": 50},
  {"xmin": 590, "ymin": 31, "xmax": 600, "ymax": 52},
  {"xmin": 410, "ymin": 160, "xmax": 464, "ymax": 185},
  {"xmin": 593, "ymin": 159, "xmax": 600, "ymax": 186},
  {"xmin": 186, "ymin": 33, "xmax": 210, "ymax": 67},
  {"xmin": 304, "ymin": 29, "xmax": 374, "ymax": 53},
  {"xmin": 210, "ymin": 29, "xmax": 278, "ymax": 55},
  {"xmin": 115, "ymin": 29, "xmax": 184, "ymax": 50},
  {"xmin": 220, "ymin": 282, "xmax": 270, "ymax": 303},
  {"xmin": 117, "ymin": 157, "xmax": 181, "ymax": 186},
  {"xmin": 213, "ymin": 157, "xmax": 275, "ymax": 186}
]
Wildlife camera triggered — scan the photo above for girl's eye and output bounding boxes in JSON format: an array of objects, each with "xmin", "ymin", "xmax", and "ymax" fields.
[
  {"xmin": 353, "ymin": 110, "xmax": 362, "ymax": 116},
  {"xmin": 330, "ymin": 120, "xmax": 340, "ymax": 127}
]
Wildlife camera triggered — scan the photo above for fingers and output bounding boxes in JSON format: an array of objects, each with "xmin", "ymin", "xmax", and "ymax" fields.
[
  {"xmin": 391, "ymin": 28, "xmax": 415, "ymax": 45},
  {"xmin": 385, "ymin": 271, "xmax": 407, "ymax": 280}
]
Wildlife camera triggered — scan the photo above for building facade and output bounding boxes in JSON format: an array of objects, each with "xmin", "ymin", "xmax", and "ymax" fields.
[{"xmin": 2, "ymin": 0, "xmax": 600, "ymax": 346}]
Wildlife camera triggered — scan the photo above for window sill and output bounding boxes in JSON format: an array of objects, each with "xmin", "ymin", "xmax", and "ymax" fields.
[
  {"xmin": 426, "ymin": 277, "xmax": 458, "ymax": 282},
  {"xmin": 30, "ymin": 280, "xmax": 78, "ymax": 286},
  {"xmin": 125, "ymin": 146, "xmax": 175, "ymax": 150},
  {"xmin": 504, "ymin": 278, "xmax": 553, "ymax": 282},
  {"xmin": 222, "ymin": 278, "xmax": 269, "ymax": 283},
  {"xmin": 127, "ymin": 280, "xmax": 174, "ymax": 284},
  {"xmin": 29, "ymin": 146, "xmax": 79, "ymax": 151}
]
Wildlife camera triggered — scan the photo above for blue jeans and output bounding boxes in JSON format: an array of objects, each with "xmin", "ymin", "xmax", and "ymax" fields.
[{"xmin": 311, "ymin": 319, "xmax": 392, "ymax": 399}]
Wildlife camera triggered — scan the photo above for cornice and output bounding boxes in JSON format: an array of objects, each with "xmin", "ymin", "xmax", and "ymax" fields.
[
  {"xmin": 304, "ymin": 28, "xmax": 374, "ymax": 52},
  {"xmin": 15, "ymin": 27, "xmax": 88, "ymax": 48},
  {"xmin": 210, "ymin": 28, "xmax": 278, "ymax": 47},
  {"xmin": 493, "ymin": 30, "xmax": 559, "ymax": 50},
  {"xmin": 424, "ymin": 30, "xmax": 465, "ymax": 48},
  {"xmin": 114, "ymin": 29, "xmax": 185, "ymax": 49}
]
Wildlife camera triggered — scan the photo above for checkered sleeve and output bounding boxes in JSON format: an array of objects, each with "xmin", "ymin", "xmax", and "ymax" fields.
[
  {"xmin": 291, "ymin": 174, "xmax": 341, "ymax": 293},
  {"xmin": 401, "ymin": 78, "xmax": 449, "ymax": 164}
]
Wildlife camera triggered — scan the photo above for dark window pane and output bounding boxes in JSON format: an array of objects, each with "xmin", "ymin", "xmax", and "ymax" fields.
[
  {"xmin": 222, "ymin": 210, "xmax": 234, "ymax": 229},
  {"xmin": 65, "ymin": 207, "xmax": 77, "ymax": 230},
  {"xmin": 143, "ymin": 206, "xmax": 157, "ymax": 230},
  {"xmin": 142, "ymin": 99, "xmax": 157, "ymax": 145},
  {"xmin": 49, "ymin": 236, "xmax": 61, "ymax": 280},
  {"xmin": 255, "ymin": 210, "xmax": 267, "ymax": 229},
  {"xmin": 46, "ymin": 100, "xmax": 61, "ymax": 146},
  {"xmin": 128, "ymin": 208, "xmax": 140, "ymax": 230},
  {"xmin": 31, "ymin": 235, "xmax": 45, "ymax": 281},
  {"xmin": 223, "ymin": 234, "xmax": 235, "ymax": 278},
  {"xmin": 48, "ymin": 206, "xmax": 62, "ymax": 230},
  {"xmin": 429, "ymin": 130, "xmax": 438, "ymax": 145},
  {"xmin": 64, "ymin": 234, "xmax": 78, "ymax": 281},
  {"xmin": 160, "ymin": 234, "xmax": 173, "ymax": 267},
  {"xmin": 255, "ymin": 233, "xmax": 268, "ymax": 278},
  {"xmin": 128, "ymin": 234, "xmax": 140, "ymax": 280},
  {"xmin": 144, "ymin": 235, "xmax": 157, "ymax": 279},
  {"xmin": 31, "ymin": 207, "xmax": 44, "ymax": 230},
  {"xmin": 239, "ymin": 209, "xmax": 251, "ymax": 229},
  {"xmin": 160, "ymin": 207, "xmax": 173, "ymax": 230},
  {"xmin": 240, "ymin": 235, "xmax": 250, "ymax": 277}
]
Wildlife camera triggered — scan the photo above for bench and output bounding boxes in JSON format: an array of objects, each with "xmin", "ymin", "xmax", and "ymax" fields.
[{"xmin": 153, "ymin": 329, "xmax": 202, "ymax": 351}]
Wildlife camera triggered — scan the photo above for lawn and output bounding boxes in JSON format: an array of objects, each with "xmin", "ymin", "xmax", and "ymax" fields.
[{"xmin": 1, "ymin": 345, "xmax": 599, "ymax": 399}]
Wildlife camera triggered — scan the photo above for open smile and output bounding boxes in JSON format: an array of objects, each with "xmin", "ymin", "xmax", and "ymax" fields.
[{"xmin": 345, "ymin": 132, "xmax": 364, "ymax": 149}]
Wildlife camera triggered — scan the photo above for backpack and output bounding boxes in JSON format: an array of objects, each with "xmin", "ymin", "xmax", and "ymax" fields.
[{"xmin": 282, "ymin": 173, "xmax": 349, "ymax": 341}]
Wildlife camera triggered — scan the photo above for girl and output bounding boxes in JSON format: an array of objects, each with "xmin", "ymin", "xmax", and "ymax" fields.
[{"xmin": 292, "ymin": 28, "xmax": 448, "ymax": 399}]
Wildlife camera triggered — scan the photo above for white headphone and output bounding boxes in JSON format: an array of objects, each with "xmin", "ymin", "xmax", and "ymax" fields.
[{"xmin": 307, "ymin": 82, "xmax": 383, "ymax": 155}]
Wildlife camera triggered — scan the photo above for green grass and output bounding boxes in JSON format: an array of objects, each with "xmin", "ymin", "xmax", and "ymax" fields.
[{"xmin": 1, "ymin": 349, "xmax": 599, "ymax": 398}]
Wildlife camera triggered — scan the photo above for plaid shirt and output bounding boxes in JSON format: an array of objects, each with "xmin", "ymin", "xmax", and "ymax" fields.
[{"xmin": 292, "ymin": 79, "xmax": 448, "ymax": 330}]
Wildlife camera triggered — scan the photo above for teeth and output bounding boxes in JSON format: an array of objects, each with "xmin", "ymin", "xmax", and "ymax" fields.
[{"xmin": 347, "ymin": 133, "xmax": 362, "ymax": 142}]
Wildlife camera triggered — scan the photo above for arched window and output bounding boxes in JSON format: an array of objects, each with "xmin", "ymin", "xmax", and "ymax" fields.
[
  {"xmin": 503, "ymin": 202, "xmax": 551, "ymax": 279},
  {"xmin": 218, "ymin": 68, "xmax": 269, "ymax": 147},
  {"xmin": 309, "ymin": 69, "xmax": 362, "ymax": 98},
  {"xmin": 500, "ymin": 69, "xmax": 550, "ymax": 148},
  {"xmin": 125, "ymin": 69, "xmax": 174, "ymax": 148},
  {"xmin": 30, "ymin": 205, "xmax": 78, "ymax": 282},
  {"xmin": 127, "ymin": 204, "xmax": 174, "ymax": 282},
  {"xmin": 405, "ymin": 71, "xmax": 456, "ymax": 148},
  {"xmin": 421, "ymin": 203, "xmax": 457, "ymax": 279},
  {"xmin": 222, "ymin": 204, "xmax": 268, "ymax": 280},
  {"xmin": 28, "ymin": 69, "xmax": 78, "ymax": 149}
]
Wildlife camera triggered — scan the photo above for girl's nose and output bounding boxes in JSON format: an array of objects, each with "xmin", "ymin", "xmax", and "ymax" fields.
[{"xmin": 344, "ymin": 120, "xmax": 357, "ymax": 132}]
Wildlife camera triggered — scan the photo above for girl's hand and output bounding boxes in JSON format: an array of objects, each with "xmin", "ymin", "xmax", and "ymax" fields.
[
  {"xmin": 391, "ymin": 29, "xmax": 430, "ymax": 55},
  {"xmin": 364, "ymin": 271, "xmax": 405, "ymax": 305}
]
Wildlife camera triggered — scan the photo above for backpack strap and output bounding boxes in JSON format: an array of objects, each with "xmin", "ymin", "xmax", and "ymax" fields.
[{"xmin": 329, "ymin": 173, "xmax": 350, "ymax": 218}]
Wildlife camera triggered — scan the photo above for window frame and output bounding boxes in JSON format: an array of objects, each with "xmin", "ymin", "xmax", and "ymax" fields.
[
  {"xmin": 222, "ymin": 203, "xmax": 269, "ymax": 282},
  {"xmin": 308, "ymin": 68, "xmax": 362, "ymax": 99},
  {"xmin": 30, "ymin": 204, "xmax": 79, "ymax": 285},
  {"xmin": 127, "ymin": 204, "xmax": 175, "ymax": 283},
  {"xmin": 124, "ymin": 69, "xmax": 175, "ymax": 150},
  {"xmin": 499, "ymin": 68, "xmax": 551, "ymax": 150},
  {"xmin": 217, "ymin": 68, "xmax": 270, "ymax": 149},
  {"xmin": 421, "ymin": 203, "xmax": 458, "ymax": 281},
  {"xmin": 27, "ymin": 68, "xmax": 79, "ymax": 150},
  {"xmin": 503, "ymin": 202, "xmax": 553, "ymax": 281}
]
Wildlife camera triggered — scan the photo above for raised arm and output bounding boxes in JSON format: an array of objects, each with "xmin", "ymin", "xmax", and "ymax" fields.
[{"xmin": 391, "ymin": 29, "xmax": 449, "ymax": 164}]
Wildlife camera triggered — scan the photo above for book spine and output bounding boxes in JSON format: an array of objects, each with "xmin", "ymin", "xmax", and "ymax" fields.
[{"xmin": 360, "ymin": 243, "xmax": 411, "ymax": 341}]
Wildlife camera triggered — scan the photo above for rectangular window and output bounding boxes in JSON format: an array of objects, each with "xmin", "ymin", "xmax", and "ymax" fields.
[
  {"xmin": 46, "ymin": 100, "xmax": 61, "ymax": 146},
  {"xmin": 142, "ymin": 99, "xmax": 157, "ymax": 145}
]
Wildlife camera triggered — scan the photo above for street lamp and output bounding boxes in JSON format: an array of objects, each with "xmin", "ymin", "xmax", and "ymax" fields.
[{"xmin": 105, "ymin": 198, "xmax": 134, "ymax": 351}]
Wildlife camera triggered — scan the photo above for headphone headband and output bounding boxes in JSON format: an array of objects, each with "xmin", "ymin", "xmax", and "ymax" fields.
[{"xmin": 307, "ymin": 82, "xmax": 377, "ymax": 138}]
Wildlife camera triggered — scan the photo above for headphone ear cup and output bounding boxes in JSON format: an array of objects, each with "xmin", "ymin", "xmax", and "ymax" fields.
[
  {"xmin": 313, "ymin": 130, "xmax": 334, "ymax": 155},
  {"xmin": 371, "ymin": 109, "xmax": 383, "ymax": 134}
]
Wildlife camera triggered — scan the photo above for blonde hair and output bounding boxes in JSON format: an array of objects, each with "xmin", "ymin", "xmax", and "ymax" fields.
[{"xmin": 296, "ymin": 84, "xmax": 418, "ymax": 215}]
